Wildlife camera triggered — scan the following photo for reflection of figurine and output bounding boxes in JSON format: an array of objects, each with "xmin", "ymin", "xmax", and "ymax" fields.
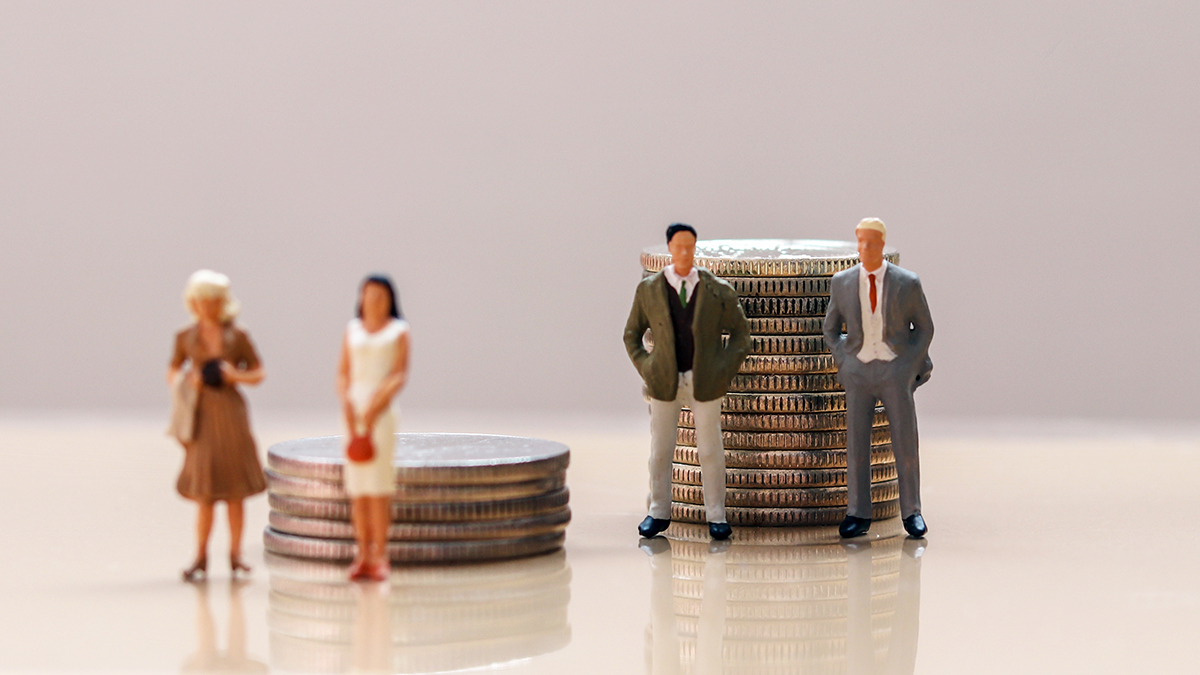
[
  {"xmin": 337, "ymin": 275, "xmax": 410, "ymax": 582},
  {"xmin": 168, "ymin": 270, "xmax": 267, "ymax": 581},
  {"xmin": 625, "ymin": 224, "xmax": 752, "ymax": 540},
  {"xmin": 823, "ymin": 219, "xmax": 933, "ymax": 538},
  {"xmin": 181, "ymin": 580, "xmax": 268, "ymax": 674}
]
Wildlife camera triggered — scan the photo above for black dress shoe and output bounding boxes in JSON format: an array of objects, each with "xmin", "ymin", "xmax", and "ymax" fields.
[
  {"xmin": 708, "ymin": 522, "xmax": 732, "ymax": 540},
  {"xmin": 638, "ymin": 516, "xmax": 671, "ymax": 538},
  {"xmin": 903, "ymin": 514, "xmax": 928, "ymax": 538},
  {"xmin": 838, "ymin": 515, "xmax": 871, "ymax": 538}
]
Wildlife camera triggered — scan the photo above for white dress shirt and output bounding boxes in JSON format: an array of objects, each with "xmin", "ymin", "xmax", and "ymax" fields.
[
  {"xmin": 857, "ymin": 261, "xmax": 897, "ymax": 363},
  {"xmin": 664, "ymin": 265, "xmax": 700, "ymax": 305}
]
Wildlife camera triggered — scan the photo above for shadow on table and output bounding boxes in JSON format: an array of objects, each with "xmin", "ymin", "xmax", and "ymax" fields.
[{"xmin": 643, "ymin": 519, "xmax": 923, "ymax": 675}]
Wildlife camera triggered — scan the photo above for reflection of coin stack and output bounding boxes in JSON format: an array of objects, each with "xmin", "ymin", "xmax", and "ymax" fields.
[
  {"xmin": 266, "ymin": 550, "xmax": 572, "ymax": 673},
  {"xmin": 640, "ymin": 240, "xmax": 902, "ymax": 526},
  {"xmin": 262, "ymin": 434, "xmax": 571, "ymax": 563},
  {"xmin": 646, "ymin": 522, "xmax": 917, "ymax": 675}
]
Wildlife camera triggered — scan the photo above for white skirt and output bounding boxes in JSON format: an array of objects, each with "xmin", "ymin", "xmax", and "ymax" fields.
[{"xmin": 343, "ymin": 410, "xmax": 396, "ymax": 497}]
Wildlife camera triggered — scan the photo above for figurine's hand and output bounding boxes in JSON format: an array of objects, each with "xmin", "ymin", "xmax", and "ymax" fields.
[
  {"xmin": 220, "ymin": 361, "xmax": 239, "ymax": 383},
  {"xmin": 188, "ymin": 368, "xmax": 202, "ymax": 391}
]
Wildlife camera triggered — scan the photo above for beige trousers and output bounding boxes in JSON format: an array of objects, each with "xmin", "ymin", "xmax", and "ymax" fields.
[{"xmin": 648, "ymin": 371, "xmax": 726, "ymax": 523}]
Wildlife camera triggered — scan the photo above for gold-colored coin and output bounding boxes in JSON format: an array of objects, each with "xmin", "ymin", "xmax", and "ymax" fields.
[
  {"xmin": 672, "ymin": 479, "xmax": 899, "ymax": 508},
  {"xmin": 671, "ymin": 498, "xmax": 899, "ymax": 526},
  {"xmin": 678, "ymin": 408, "xmax": 887, "ymax": 432},
  {"xmin": 723, "ymin": 276, "xmax": 832, "ymax": 297},
  {"xmin": 739, "ymin": 296, "xmax": 830, "ymax": 318},
  {"xmin": 640, "ymin": 239, "xmax": 899, "ymax": 277},
  {"xmin": 267, "ymin": 488, "xmax": 570, "ymax": 523},
  {"xmin": 667, "ymin": 534, "xmax": 903, "ymax": 563},
  {"xmin": 676, "ymin": 426, "xmax": 890, "ymax": 450},
  {"xmin": 739, "ymin": 354, "xmax": 837, "ymax": 375},
  {"xmin": 747, "ymin": 317, "xmax": 826, "ymax": 335},
  {"xmin": 262, "ymin": 527, "xmax": 566, "ymax": 564},
  {"xmin": 671, "ymin": 462, "xmax": 897, "ymax": 488},
  {"xmin": 728, "ymin": 373, "xmax": 842, "ymax": 393},
  {"xmin": 746, "ymin": 335, "xmax": 829, "ymax": 355},
  {"xmin": 722, "ymin": 392, "xmax": 845, "ymax": 414},
  {"xmin": 663, "ymin": 517, "xmax": 904, "ymax": 544},
  {"xmin": 673, "ymin": 444, "xmax": 894, "ymax": 469},
  {"xmin": 268, "ymin": 508, "xmax": 571, "ymax": 542}
]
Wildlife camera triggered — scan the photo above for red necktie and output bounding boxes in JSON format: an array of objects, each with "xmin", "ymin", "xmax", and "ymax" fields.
[{"xmin": 869, "ymin": 273, "xmax": 877, "ymax": 313}]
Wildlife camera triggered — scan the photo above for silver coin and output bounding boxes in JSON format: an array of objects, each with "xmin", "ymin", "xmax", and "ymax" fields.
[
  {"xmin": 728, "ymin": 373, "xmax": 842, "ymax": 393},
  {"xmin": 263, "ymin": 548, "xmax": 569, "ymax": 586},
  {"xmin": 268, "ymin": 508, "xmax": 571, "ymax": 542},
  {"xmin": 265, "ymin": 469, "xmax": 566, "ymax": 503},
  {"xmin": 673, "ymin": 479, "xmax": 899, "ymax": 508},
  {"xmin": 723, "ymin": 276, "xmax": 832, "ymax": 297},
  {"xmin": 677, "ymin": 426, "xmax": 890, "ymax": 450},
  {"xmin": 671, "ymin": 462, "xmax": 897, "ymax": 488},
  {"xmin": 641, "ymin": 239, "xmax": 899, "ymax": 277},
  {"xmin": 722, "ymin": 392, "xmax": 845, "ymax": 414},
  {"xmin": 267, "ymin": 433, "xmax": 570, "ymax": 485},
  {"xmin": 671, "ymin": 498, "xmax": 900, "ymax": 526},
  {"xmin": 263, "ymin": 527, "xmax": 566, "ymax": 563},
  {"xmin": 747, "ymin": 317, "xmax": 826, "ymax": 335},
  {"xmin": 739, "ymin": 296, "xmax": 830, "ymax": 318},
  {"xmin": 678, "ymin": 408, "xmax": 887, "ymax": 432},
  {"xmin": 674, "ymin": 444, "xmax": 894, "ymax": 469},
  {"xmin": 663, "ymin": 517, "xmax": 904, "ymax": 545},
  {"xmin": 267, "ymin": 488, "xmax": 570, "ymax": 523},
  {"xmin": 739, "ymin": 354, "xmax": 837, "ymax": 375}
]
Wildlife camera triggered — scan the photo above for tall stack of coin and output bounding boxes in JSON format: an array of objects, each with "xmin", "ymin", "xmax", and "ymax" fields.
[
  {"xmin": 266, "ymin": 551, "xmax": 571, "ymax": 673},
  {"xmin": 644, "ymin": 522, "xmax": 922, "ymax": 674},
  {"xmin": 640, "ymin": 240, "xmax": 900, "ymax": 526},
  {"xmin": 262, "ymin": 433, "xmax": 571, "ymax": 563}
]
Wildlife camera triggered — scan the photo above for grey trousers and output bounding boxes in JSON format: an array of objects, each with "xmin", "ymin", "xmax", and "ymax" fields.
[
  {"xmin": 842, "ymin": 358, "xmax": 922, "ymax": 519},
  {"xmin": 648, "ymin": 371, "xmax": 726, "ymax": 523}
]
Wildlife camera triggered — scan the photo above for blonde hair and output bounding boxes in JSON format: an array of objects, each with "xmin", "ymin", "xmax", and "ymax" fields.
[
  {"xmin": 183, "ymin": 269, "xmax": 241, "ymax": 322},
  {"xmin": 855, "ymin": 217, "xmax": 887, "ymax": 241}
]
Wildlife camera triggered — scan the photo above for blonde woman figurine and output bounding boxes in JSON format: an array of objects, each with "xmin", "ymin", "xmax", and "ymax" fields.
[
  {"xmin": 168, "ymin": 270, "xmax": 267, "ymax": 581},
  {"xmin": 337, "ymin": 275, "xmax": 410, "ymax": 582}
]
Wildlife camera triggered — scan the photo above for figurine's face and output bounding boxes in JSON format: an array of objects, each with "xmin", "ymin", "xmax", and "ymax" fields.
[
  {"xmin": 855, "ymin": 229, "xmax": 885, "ymax": 271},
  {"xmin": 668, "ymin": 231, "xmax": 697, "ymax": 275},
  {"xmin": 190, "ymin": 295, "xmax": 224, "ymax": 323},
  {"xmin": 360, "ymin": 282, "xmax": 392, "ymax": 322}
]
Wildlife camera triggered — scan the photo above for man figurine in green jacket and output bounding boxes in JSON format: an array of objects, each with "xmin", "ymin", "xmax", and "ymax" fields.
[{"xmin": 624, "ymin": 224, "xmax": 752, "ymax": 541}]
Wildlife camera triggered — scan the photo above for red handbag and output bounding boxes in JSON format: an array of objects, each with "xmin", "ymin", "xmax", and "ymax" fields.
[{"xmin": 347, "ymin": 434, "xmax": 375, "ymax": 462}]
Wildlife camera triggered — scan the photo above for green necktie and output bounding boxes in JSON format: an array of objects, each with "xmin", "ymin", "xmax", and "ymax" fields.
[{"xmin": 679, "ymin": 280, "xmax": 688, "ymax": 307}]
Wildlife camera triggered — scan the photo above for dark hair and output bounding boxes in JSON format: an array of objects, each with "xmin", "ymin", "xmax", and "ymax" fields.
[
  {"xmin": 666, "ymin": 223, "xmax": 697, "ymax": 244},
  {"xmin": 356, "ymin": 274, "xmax": 402, "ymax": 319}
]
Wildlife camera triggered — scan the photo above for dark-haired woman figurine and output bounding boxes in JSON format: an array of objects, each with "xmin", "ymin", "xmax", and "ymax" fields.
[
  {"xmin": 337, "ymin": 275, "xmax": 410, "ymax": 582},
  {"xmin": 168, "ymin": 270, "xmax": 267, "ymax": 581}
]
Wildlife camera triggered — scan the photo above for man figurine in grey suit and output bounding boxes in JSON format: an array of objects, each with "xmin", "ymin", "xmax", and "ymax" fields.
[
  {"xmin": 824, "ymin": 218, "xmax": 934, "ymax": 539},
  {"xmin": 625, "ymin": 224, "xmax": 752, "ymax": 541}
]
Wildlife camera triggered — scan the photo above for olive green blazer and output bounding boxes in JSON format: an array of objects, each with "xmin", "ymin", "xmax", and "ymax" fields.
[{"xmin": 623, "ymin": 268, "xmax": 752, "ymax": 402}]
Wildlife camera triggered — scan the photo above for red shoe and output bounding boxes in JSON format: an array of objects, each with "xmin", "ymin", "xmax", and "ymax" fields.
[
  {"xmin": 348, "ymin": 558, "xmax": 371, "ymax": 582},
  {"xmin": 366, "ymin": 558, "xmax": 391, "ymax": 583}
]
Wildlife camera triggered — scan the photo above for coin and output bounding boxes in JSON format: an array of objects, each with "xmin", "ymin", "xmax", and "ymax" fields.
[
  {"xmin": 673, "ymin": 444, "xmax": 894, "ymax": 469},
  {"xmin": 721, "ymin": 392, "xmax": 845, "ymax": 414},
  {"xmin": 722, "ymin": 276, "xmax": 832, "ymax": 297},
  {"xmin": 739, "ymin": 354, "xmax": 837, "ymax": 375},
  {"xmin": 672, "ymin": 462, "xmax": 897, "ymax": 488},
  {"xmin": 268, "ymin": 508, "xmax": 571, "ymax": 542},
  {"xmin": 728, "ymin": 373, "xmax": 842, "ymax": 393},
  {"xmin": 739, "ymin": 296, "xmax": 830, "ymax": 318},
  {"xmin": 670, "ymin": 498, "xmax": 900, "ymax": 526},
  {"xmin": 641, "ymin": 239, "xmax": 899, "ymax": 277},
  {"xmin": 678, "ymin": 408, "xmax": 887, "ymax": 432},
  {"xmin": 267, "ymin": 433, "xmax": 570, "ymax": 485},
  {"xmin": 747, "ymin": 317, "xmax": 826, "ymax": 335},
  {"xmin": 676, "ymin": 427, "xmax": 890, "ymax": 450},
  {"xmin": 743, "ymin": 335, "xmax": 829, "ymax": 356},
  {"xmin": 673, "ymin": 479, "xmax": 899, "ymax": 508},
  {"xmin": 663, "ymin": 517, "xmax": 904, "ymax": 544},
  {"xmin": 263, "ymin": 527, "xmax": 566, "ymax": 563},
  {"xmin": 265, "ymin": 469, "xmax": 567, "ymax": 503},
  {"xmin": 267, "ymin": 488, "xmax": 571, "ymax": 522}
]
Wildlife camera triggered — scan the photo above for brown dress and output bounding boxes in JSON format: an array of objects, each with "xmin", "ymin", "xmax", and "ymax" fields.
[{"xmin": 170, "ymin": 324, "xmax": 267, "ymax": 501}]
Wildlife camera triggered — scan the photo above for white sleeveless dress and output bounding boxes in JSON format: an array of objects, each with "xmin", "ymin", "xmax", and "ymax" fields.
[{"xmin": 343, "ymin": 317, "xmax": 408, "ymax": 497}]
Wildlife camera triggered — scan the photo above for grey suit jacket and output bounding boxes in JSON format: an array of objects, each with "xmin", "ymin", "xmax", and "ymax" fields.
[
  {"xmin": 823, "ymin": 263, "xmax": 934, "ymax": 387},
  {"xmin": 624, "ymin": 267, "xmax": 752, "ymax": 402}
]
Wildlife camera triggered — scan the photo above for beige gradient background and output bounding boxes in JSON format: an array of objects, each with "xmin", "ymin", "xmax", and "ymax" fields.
[{"xmin": 1, "ymin": 2, "xmax": 1197, "ymax": 420}]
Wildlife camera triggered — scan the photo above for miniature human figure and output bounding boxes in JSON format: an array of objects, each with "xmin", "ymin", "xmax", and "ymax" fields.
[
  {"xmin": 168, "ymin": 270, "xmax": 267, "ymax": 581},
  {"xmin": 823, "ymin": 219, "xmax": 933, "ymax": 539},
  {"xmin": 624, "ymin": 224, "xmax": 752, "ymax": 541},
  {"xmin": 337, "ymin": 275, "xmax": 410, "ymax": 582}
]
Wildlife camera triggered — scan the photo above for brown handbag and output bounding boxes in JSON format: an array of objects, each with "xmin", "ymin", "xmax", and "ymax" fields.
[{"xmin": 347, "ymin": 434, "xmax": 375, "ymax": 462}]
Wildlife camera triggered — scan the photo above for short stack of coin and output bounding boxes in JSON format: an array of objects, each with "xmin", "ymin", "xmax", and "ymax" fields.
[
  {"xmin": 640, "ymin": 240, "xmax": 901, "ymax": 526},
  {"xmin": 266, "ymin": 550, "xmax": 571, "ymax": 673},
  {"xmin": 262, "ymin": 433, "xmax": 571, "ymax": 564}
]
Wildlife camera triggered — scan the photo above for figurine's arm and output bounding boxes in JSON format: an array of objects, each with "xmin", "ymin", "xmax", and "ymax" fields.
[
  {"xmin": 905, "ymin": 279, "xmax": 934, "ymax": 359},
  {"xmin": 220, "ymin": 330, "xmax": 265, "ymax": 386},
  {"xmin": 722, "ymin": 292, "xmax": 752, "ymax": 363},
  {"xmin": 623, "ymin": 290, "xmax": 651, "ymax": 374},
  {"xmin": 823, "ymin": 290, "xmax": 847, "ymax": 364},
  {"xmin": 363, "ymin": 331, "xmax": 410, "ymax": 429},
  {"xmin": 336, "ymin": 332, "xmax": 356, "ymax": 432}
]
